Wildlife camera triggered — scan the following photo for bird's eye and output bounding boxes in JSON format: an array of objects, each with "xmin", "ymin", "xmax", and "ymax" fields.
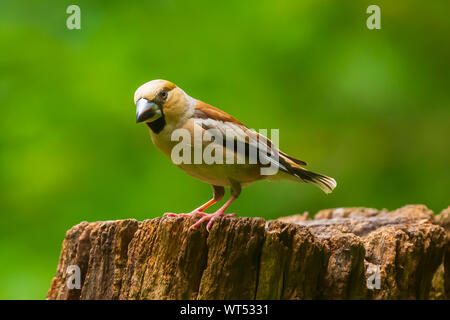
[{"xmin": 160, "ymin": 90, "xmax": 168, "ymax": 100}]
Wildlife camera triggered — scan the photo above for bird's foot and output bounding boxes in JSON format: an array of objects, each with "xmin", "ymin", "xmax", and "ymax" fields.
[
  {"xmin": 163, "ymin": 210, "xmax": 208, "ymax": 218},
  {"xmin": 189, "ymin": 212, "xmax": 236, "ymax": 232}
]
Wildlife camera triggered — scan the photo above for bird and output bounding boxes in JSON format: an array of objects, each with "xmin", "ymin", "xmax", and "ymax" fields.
[{"xmin": 134, "ymin": 79, "xmax": 336, "ymax": 231}]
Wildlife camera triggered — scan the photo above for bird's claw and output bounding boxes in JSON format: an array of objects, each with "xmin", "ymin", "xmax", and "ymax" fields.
[
  {"xmin": 163, "ymin": 210, "xmax": 207, "ymax": 217},
  {"xmin": 189, "ymin": 212, "xmax": 236, "ymax": 232}
]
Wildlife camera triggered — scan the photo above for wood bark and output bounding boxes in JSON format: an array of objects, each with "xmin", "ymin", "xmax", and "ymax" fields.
[{"xmin": 47, "ymin": 204, "xmax": 450, "ymax": 300}]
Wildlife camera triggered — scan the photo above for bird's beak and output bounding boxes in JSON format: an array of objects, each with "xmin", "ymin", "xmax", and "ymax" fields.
[{"xmin": 136, "ymin": 98, "xmax": 161, "ymax": 123}]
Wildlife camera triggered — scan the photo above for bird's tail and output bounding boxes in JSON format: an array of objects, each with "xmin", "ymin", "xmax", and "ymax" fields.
[{"xmin": 289, "ymin": 166, "xmax": 337, "ymax": 194}]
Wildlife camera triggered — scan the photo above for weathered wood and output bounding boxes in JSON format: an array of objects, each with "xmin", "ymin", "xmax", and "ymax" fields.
[
  {"xmin": 47, "ymin": 205, "xmax": 449, "ymax": 300},
  {"xmin": 433, "ymin": 206, "xmax": 450, "ymax": 299}
]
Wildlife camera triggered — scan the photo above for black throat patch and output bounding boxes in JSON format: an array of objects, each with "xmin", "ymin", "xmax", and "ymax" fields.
[{"xmin": 146, "ymin": 116, "xmax": 166, "ymax": 134}]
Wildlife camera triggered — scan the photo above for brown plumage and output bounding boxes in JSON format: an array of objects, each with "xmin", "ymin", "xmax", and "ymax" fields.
[
  {"xmin": 194, "ymin": 100, "xmax": 245, "ymax": 125},
  {"xmin": 134, "ymin": 79, "xmax": 336, "ymax": 231}
]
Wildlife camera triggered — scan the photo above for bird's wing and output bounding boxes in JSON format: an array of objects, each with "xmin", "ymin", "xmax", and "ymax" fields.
[{"xmin": 193, "ymin": 101, "xmax": 307, "ymax": 173}]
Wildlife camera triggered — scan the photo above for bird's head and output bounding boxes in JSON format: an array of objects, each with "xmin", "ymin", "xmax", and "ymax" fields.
[{"xmin": 134, "ymin": 79, "xmax": 195, "ymax": 133}]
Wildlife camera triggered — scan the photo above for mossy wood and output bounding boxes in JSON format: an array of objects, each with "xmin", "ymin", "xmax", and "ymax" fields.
[{"xmin": 47, "ymin": 205, "xmax": 450, "ymax": 300}]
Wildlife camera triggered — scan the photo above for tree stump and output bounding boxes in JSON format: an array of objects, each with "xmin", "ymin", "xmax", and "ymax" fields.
[{"xmin": 46, "ymin": 204, "xmax": 450, "ymax": 300}]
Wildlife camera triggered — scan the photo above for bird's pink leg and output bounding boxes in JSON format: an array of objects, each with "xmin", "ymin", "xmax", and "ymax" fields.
[
  {"xmin": 164, "ymin": 185, "xmax": 225, "ymax": 217},
  {"xmin": 164, "ymin": 198, "xmax": 218, "ymax": 217},
  {"xmin": 190, "ymin": 182, "xmax": 241, "ymax": 231},
  {"xmin": 190, "ymin": 193, "xmax": 238, "ymax": 232}
]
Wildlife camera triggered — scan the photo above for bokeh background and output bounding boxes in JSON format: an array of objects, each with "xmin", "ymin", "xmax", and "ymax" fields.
[{"xmin": 0, "ymin": 0, "xmax": 449, "ymax": 299}]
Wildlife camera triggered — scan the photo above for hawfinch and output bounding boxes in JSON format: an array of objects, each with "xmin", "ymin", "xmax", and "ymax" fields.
[{"xmin": 134, "ymin": 79, "xmax": 336, "ymax": 231}]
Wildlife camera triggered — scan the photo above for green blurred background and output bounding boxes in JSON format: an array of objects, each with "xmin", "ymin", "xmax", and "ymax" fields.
[{"xmin": 0, "ymin": 0, "xmax": 449, "ymax": 299}]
